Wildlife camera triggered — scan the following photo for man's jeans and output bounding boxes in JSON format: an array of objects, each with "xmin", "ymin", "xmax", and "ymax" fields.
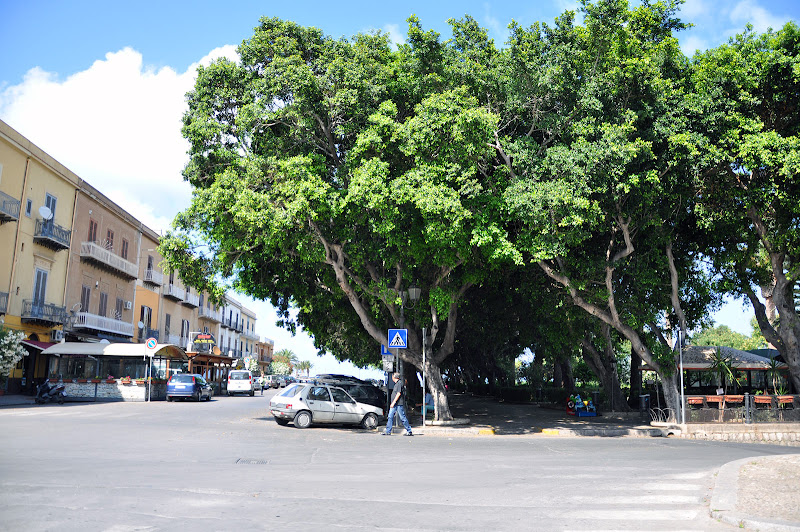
[{"xmin": 384, "ymin": 403, "xmax": 412, "ymax": 433}]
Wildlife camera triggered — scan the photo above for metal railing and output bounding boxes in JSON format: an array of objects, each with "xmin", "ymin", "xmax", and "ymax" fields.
[
  {"xmin": 34, "ymin": 219, "xmax": 71, "ymax": 250},
  {"xmin": 143, "ymin": 268, "xmax": 163, "ymax": 285},
  {"xmin": 182, "ymin": 292, "xmax": 199, "ymax": 307},
  {"xmin": 198, "ymin": 307, "xmax": 222, "ymax": 322},
  {"xmin": 162, "ymin": 283, "xmax": 185, "ymax": 301},
  {"xmin": 71, "ymin": 311, "xmax": 134, "ymax": 336},
  {"xmin": 21, "ymin": 300, "xmax": 67, "ymax": 324},
  {"xmin": 0, "ymin": 190, "xmax": 20, "ymax": 222},
  {"xmin": 684, "ymin": 394, "xmax": 800, "ymax": 424},
  {"xmin": 80, "ymin": 241, "xmax": 138, "ymax": 279}
]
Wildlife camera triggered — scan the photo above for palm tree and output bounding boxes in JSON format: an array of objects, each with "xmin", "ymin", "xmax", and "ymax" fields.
[
  {"xmin": 297, "ymin": 360, "xmax": 313, "ymax": 376},
  {"xmin": 271, "ymin": 349, "xmax": 298, "ymax": 375}
]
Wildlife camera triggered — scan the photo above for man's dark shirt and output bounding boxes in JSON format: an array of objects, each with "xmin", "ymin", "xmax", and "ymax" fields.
[{"xmin": 391, "ymin": 380, "xmax": 404, "ymax": 405}]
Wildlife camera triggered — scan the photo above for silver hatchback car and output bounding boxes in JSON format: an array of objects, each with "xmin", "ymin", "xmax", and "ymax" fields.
[{"xmin": 269, "ymin": 383, "xmax": 383, "ymax": 430}]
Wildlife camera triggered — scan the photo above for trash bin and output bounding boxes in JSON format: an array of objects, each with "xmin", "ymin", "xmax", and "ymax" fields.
[{"xmin": 639, "ymin": 394, "xmax": 650, "ymax": 420}]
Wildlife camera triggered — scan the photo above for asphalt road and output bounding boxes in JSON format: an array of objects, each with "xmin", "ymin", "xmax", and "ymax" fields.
[{"xmin": 0, "ymin": 389, "xmax": 795, "ymax": 531}]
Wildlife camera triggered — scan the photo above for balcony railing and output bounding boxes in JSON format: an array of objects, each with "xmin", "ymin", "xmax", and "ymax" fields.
[
  {"xmin": 0, "ymin": 291, "xmax": 8, "ymax": 314},
  {"xmin": 143, "ymin": 268, "xmax": 163, "ymax": 286},
  {"xmin": 71, "ymin": 311, "xmax": 134, "ymax": 337},
  {"xmin": 198, "ymin": 307, "xmax": 222, "ymax": 322},
  {"xmin": 0, "ymin": 190, "xmax": 20, "ymax": 223},
  {"xmin": 34, "ymin": 219, "xmax": 71, "ymax": 251},
  {"xmin": 80, "ymin": 241, "xmax": 138, "ymax": 279},
  {"xmin": 162, "ymin": 283, "xmax": 185, "ymax": 301},
  {"xmin": 242, "ymin": 330, "xmax": 259, "ymax": 341},
  {"xmin": 221, "ymin": 317, "xmax": 231, "ymax": 329},
  {"xmin": 21, "ymin": 300, "xmax": 67, "ymax": 325},
  {"xmin": 182, "ymin": 292, "xmax": 199, "ymax": 308}
]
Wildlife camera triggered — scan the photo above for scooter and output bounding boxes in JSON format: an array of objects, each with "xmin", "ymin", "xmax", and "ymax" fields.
[{"xmin": 35, "ymin": 378, "xmax": 67, "ymax": 404}]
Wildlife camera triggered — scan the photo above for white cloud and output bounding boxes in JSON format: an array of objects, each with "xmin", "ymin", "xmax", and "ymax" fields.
[
  {"xmin": 0, "ymin": 44, "xmax": 238, "ymax": 234},
  {"xmin": 680, "ymin": 35, "xmax": 709, "ymax": 56},
  {"xmin": 679, "ymin": 0, "xmax": 709, "ymax": 19},
  {"xmin": 382, "ymin": 24, "xmax": 406, "ymax": 47},
  {"xmin": 730, "ymin": 0, "xmax": 790, "ymax": 32}
]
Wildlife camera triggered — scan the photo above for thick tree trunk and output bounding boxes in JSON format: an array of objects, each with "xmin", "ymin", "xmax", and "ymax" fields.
[
  {"xmin": 580, "ymin": 331, "xmax": 630, "ymax": 412},
  {"xmin": 629, "ymin": 350, "xmax": 642, "ymax": 407},
  {"xmin": 422, "ymin": 359, "xmax": 452, "ymax": 421}
]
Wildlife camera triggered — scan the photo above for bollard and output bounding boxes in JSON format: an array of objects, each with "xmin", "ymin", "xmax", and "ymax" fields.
[
  {"xmin": 744, "ymin": 392, "xmax": 752, "ymax": 424},
  {"xmin": 639, "ymin": 394, "xmax": 650, "ymax": 421}
]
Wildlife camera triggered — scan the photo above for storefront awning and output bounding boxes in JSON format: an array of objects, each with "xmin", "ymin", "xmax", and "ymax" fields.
[
  {"xmin": 21, "ymin": 340, "xmax": 55, "ymax": 351},
  {"xmin": 42, "ymin": 342, "xmax": 187, "ymax": 360}
]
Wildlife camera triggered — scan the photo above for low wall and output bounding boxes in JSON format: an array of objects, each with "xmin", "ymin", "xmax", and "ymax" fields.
[
  {"xmin": 62, "ymin": 381, "xmax": 167, "ymax": 401},
  {"xmin": 675, "ymin": 422, "xmax": 800, "ymax": 446}
]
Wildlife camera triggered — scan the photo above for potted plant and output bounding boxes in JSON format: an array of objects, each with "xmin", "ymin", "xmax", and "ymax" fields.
[
  {"xmin": 90, "ymin": 376, "xmax": 101, "ymax": 383},
  {"xmin": 120, "ymin": 376, "xmax": 132, "ymax": 384}
]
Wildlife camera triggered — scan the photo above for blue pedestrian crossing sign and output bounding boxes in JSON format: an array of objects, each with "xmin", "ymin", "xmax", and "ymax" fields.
[{"xmin": 388, "ymin": 329, "xmax": 408, "ymax": 349}]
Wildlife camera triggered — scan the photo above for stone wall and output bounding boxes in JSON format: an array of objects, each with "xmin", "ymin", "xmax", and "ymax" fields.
[
  {"xmin": 62, "ymin": 381, "xmax": 166, "ymax": 401},
  {"xmin": 677, "ymin": 423, "xmax": 800, "ymax": 446}
]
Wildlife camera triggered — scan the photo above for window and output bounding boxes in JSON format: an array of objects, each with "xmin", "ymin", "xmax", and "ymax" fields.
[
  {"xmin": 169, "ymin": 270, "xmax": 175, "ymax": 285},
  {"xmin": 33, "ymin": 269, "xmax": 48, "ymax": 306},
  {"xmin": 88, "ymin": 219, "xmax": 98, "ymax": 242},
  {"xmin": 308, "ymin": 387, "xmax": 331, "ymax": 402},
  {"xmin": 140, "ymin": 306, "xmax": 152, "ymax": 337},
  {"xmin": 80, "ymin": 285, "xmax": 91, "ymax": 312},
  {"xmin": 106, "ymin": 229, "xmax": 114, "ymax": 251},
  {"xmin": 98, "ymin": 292, "xmax": 108, "ymax": 317},
  {"xmin": 164, "ymin": 314, "xmax": 171, "ymax": 336},
  {"xmin": 181, "ymin": 319, "xmax": 189, "ymax": 339},
  {"xmin": 330, "ymin": 388, "xmax": 353, "ymax": 403},
  {"xmin": 25, "ymin": 199, "xmax": 32, "ymax": 217},
  {"xmin": 45, "ymin": 193, "xmax": 57, "ymax": 220},
  {"xmin": 147, "ymin": 255, "xmax": 153, "ymax": 271},
  {"xmin": 115, "ymin": 298, "xmax": 124, "ymax": 320},
  {"xmin": 121, "ymin": 239, "xmax": 128, "ymax": 260}
]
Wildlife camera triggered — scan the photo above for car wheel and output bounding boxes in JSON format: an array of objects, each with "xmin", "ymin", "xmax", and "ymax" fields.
[
  {"xmin": 361, "ymin": 412, "xmax": 379, "ymax": 430},
  {"xmin": 274, "ymin": 417, "xmax": 289, "ymax": 426},
  {"xmin": 294, "ymin": 410, "xmax": 312, "ymax": 429},
  {"xmin": 250, "ymin": 390, "xmax": 254, "ymax": 397},
  {"xmin": 167, "ymin": 395, "xmax": 173, "ymax": 402},
  {"xmin": 194, "ymin": 390, "xmax": 201, "ymax": 402}
]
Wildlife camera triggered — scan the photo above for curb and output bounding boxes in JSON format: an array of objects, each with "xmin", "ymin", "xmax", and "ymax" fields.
[{"xmin": 711, "ymin": 457, "xmax": 800, "ymax": 531}]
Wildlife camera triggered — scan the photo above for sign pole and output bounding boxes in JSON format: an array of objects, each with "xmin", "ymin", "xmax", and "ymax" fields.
[{"xmin": 422, "ymin": 327, "xmax": 426, "ymax": 427}]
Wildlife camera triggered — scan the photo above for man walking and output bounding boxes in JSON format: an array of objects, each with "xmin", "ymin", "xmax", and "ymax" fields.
[{"xmin": 381, "ymin": 373, "xmax": 413, "ymax": 436}]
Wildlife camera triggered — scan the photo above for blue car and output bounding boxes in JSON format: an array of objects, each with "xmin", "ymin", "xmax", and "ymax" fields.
[{"xmin": 167, "ymin": 374, "xmax": 213, "ymax": 402}]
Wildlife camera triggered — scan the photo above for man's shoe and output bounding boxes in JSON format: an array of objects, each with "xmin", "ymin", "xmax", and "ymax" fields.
[
  {"xmin": 380, "ymin": 431, "xmax": 391, "ymax": 435},
  {"xmin": 403, "ymin": 432, "xmax": 413, "ymax": 436}
]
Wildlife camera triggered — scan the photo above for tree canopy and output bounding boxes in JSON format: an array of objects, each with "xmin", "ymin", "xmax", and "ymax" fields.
[{"xmin": 161, "ymin": 1, "xmax": 800, "ymax": 421}]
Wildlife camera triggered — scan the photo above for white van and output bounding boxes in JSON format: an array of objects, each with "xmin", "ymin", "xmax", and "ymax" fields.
[{"xmin": 227, "ymin": 370, "xmax": 256, "ymax": 396}]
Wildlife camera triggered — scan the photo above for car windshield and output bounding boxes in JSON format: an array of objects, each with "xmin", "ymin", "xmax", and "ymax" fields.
[
  {"xmin": 230, "ymin": 372, "xmax": 249, "ymax": 380},
  {"xmin": 278, "ymin": 384, "xmax": 303, "ymax": 397},
  {"xmin": 171, "ymin": 375, "xmax": 195, "ymax": 383}
]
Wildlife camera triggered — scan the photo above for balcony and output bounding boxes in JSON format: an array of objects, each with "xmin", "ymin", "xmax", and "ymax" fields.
[
  {"xmin": 0, "ymin": 291, "xmax": 7, "ymax": 314},
  {"xmin": 34, "ymin": 219, "xmax": 71, "ymax": 251},
  {"xmin": 71, "ymin": 311, "xmax": 134, "ymax": 337},
  {"xmin": 0, "ymin": 191, "xmax": 20, "ymax": 223},
  {"xmin": 162, "ymin": 283, "xmax": 185, "ymax": 301},
  {"xmin": 21, "ymin": 300, "xmax": 67, "ymax": 325},
  {"xmin": 221, "ymin": 317, "xmax": 231, "ymax": 329},
  {"xmin": 198, "ymin": 307, "xmax": 222, "ymax": 322},
  {"xmin": 182, "ymin": 292, "xmax": 199, "ymax": 308},
  {"xmin": 80, "ymin": 241, "xmax": 138, "ymax": 279},
  {"xmin": 143, "ymin": 268, "xmax": 163, "ymax": 286},
  {"xmin": 242, "ymin": 330, "xmax": 259, "ymax": 341}
]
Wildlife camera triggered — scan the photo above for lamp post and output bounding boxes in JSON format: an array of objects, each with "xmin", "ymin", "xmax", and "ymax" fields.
[
  {"xmin": 678, "ymin": 326, "xmax": 685, "ymax": 425},
  {"xmin": 392, "ymin": 284, "xmax": 420, "ymax": 425}
]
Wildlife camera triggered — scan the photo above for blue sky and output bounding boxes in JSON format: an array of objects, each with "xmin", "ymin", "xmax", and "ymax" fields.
[{"xmin": 1, "ymin": 0, "xmax": 796, "ymax": 373}]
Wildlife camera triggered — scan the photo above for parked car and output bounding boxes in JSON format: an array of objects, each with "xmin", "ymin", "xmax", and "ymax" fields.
[
  {"xmin": 167, "ymin": 373, "xmax": 213, "ymax": 402},
  {"xmin": 265, "ymin": 375, "xmax": 286, "ymax": 389},
  {"xmin": 312, "ymin": 375, "xmax": 387, "ymax": 410},
  {"xmin": 269, "ymin": 383, "xmax": 383, "ymax": 429},
  {"xmin": 227, "ymin": 370, "xmax": 256, "ymax": 396}
]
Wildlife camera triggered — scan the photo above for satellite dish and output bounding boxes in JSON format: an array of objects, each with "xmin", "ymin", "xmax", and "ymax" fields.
[
  {"xmin": 38, "ymin": 206, "xmax": 53, "ymax": 220},
  {"xmin": 137, "ymin": 321, "xmax": 145, "ymax": 330}
]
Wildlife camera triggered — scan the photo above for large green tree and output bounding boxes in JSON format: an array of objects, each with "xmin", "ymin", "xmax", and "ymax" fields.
[
  {"xmin": 497, "ymin": 0, "xmax": 715, "ymax": 419},
  {"xmin": 161, "ymin": 17, "xmax": 517, "ymax": 420},
  {"xmin": 692, "ymin": 22, "xmax": 800, "ymax": 392}
]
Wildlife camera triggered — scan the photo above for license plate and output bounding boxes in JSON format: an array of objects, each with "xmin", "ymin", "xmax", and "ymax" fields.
[{"xmin": 176, "ymin": 385, "xmax": 186, "ymax": 389}]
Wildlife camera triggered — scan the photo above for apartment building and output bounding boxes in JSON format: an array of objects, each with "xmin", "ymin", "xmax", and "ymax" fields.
[
  {"xmin": 0, "ymin": 119, "xmax": 269, "ymax": 394},
  {"xmin": 255, "ymin": 337, "xmax": 274, "ymax": 374},
  {"xmin": 0, "ymin": 120, "xmax": 77, "ymax": 393}
]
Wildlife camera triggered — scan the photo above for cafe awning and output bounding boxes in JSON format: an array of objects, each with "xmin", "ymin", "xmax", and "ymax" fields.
[{"xmin": 42, "ymin": 342, "xmax": 187, "ymax": 360}]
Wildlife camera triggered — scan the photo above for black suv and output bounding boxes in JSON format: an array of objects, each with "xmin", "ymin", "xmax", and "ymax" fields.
[{"xmin": 312, "ymin": 375, "xmax": 387, "ymax": 410}]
